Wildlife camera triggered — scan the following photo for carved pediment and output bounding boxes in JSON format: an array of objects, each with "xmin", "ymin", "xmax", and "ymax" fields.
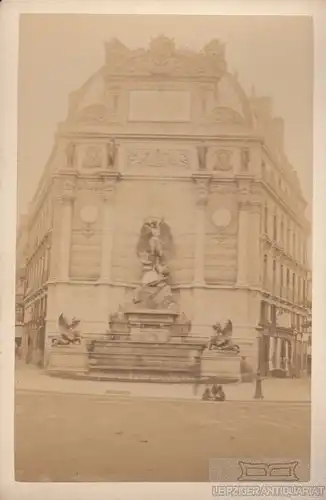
[{"xmin": 104, "ymin": 36, "xmax": 227, "ymax": 80}]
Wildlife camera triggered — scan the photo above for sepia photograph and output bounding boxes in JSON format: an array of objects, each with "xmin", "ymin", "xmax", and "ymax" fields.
[{"xmin": 14, "ymin": 13, "xmax": 313, "ymax": 483}]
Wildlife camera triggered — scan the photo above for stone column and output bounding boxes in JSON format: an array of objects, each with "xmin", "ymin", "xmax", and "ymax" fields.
[
  {"xmin": 59, "ymin": 178, "xmax": 76, "ymax": 281},
  {"xmin": 293, "ymin": 336, "xmax": 298, "ymax": 377},
  {"xmin": 268, "ymin": 336, "xmax": 274, "ymax": 373},
  {"xmin": 272, "ymin": 336, "xmax": 278, "ymax": 369},
  {"xmin": 99, "ymin": 172, "xmax": 120, "ymax": 282},
  {"xmin": 236, "ymin": 178, "xmax": 253, "ymax": 287},
  {"xmin": 191, "ymin": 173, "xmax": 211, "ymax": 337},
  {"xmin": 236, "ymin": 201, "xmax": 251, "ymax": 286},
  {"xmin": 192, "ymin": 173, "xmax": 212, "ymax": 285},
  {"xmin": 248, "ymin": 201, "xmax": 262, "ymax": 286},
  {"xmin": 284, "ymin": 340, "xmax": 289, "ymax": 373}
]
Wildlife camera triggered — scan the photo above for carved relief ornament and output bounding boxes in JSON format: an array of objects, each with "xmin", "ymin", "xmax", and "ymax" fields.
[
  {"xmin": 61, "ymin": 178, "xmax": 76, "ymax": 201},
  {"xmin": 107, "ymin": 139, "xmax": 118, "ymax": 169},
  {"xmin": 197, "ymin": 145, "xmax": 207, "ymax": 170},
  {"xmin": 192, "ymin": 174, "xmax": 212, "ymax": 206},
  {"xmin": 76, "ymin": 104, "xmax": 112, "ymax": 124},
  {"xmin": 72, "ymin": 90, "xmax": 119, "ymax": 124},
  {"xmin": 66, "ymin": 142, "xmax": 76, "ymax": 168},
  {"xmin": 82, "ymin": 145, "xmax": 103, "ymax": 170},
  {"xmin": 79, "ymin": 205, "xmax": 99, "ymax": 237},
  {"xmin": 213, "ymin": 149, "xmax": 233, "ymax": 171},
  {"xmin": 209, "ymin": 106, "xmax": 245, "ymax": 125},
  {"xmin": 104, "ymin": 36, "xmax": 227, "ymax": 80},
  {"xmin": 126, "ymin": 148, "xmax": 189, "ymax": 169},
  {"xmin": 99, "ymin": 172, "xmax": 120, "ymax": 201}
]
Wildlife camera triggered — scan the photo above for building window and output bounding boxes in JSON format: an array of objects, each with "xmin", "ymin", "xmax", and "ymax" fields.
[
  {"xmin": 296, "ymin": 314, "xmax": 301, "ymax": 332},
  {"xmin": 272, "ymin": 259, "xmax": 276, "ymax": 293},
  {"xmin": 280, "ymin": 217, "xmax": 284, "ymax": 245},
  {"xmin": 280, "ymin": 264, "xmax": 284, "ymax": 297},
  {"xmin": 273, "ymin": 213, "xmax": 277, "ymax": 241},
  {"xmin": 293, "ymin": 232, "xmax": 296, "ymax": 259},
  {"xmin": 263, "ymin": 254, "xmax": 268, "ymax": 289},
  {"xmin": 271, "ymin": 305, "xmax": 277, "ymax": 329},
  {"xmin": 260, "ymin": 300, "xmax": 269, "ymax": 325},
  {"xmin": 303, "ymin": 279, "xmax": 306, "ymax": 305},
  {"xmin": 303, "ymin": 243, "xmax": 307, "ymax": 265},
  {"xmin": 292, "ymin": 273, "xmax": 296, "ymax": 302},
  {"xmin": 264, "ymin": 205, "xmax": 268, "ymax": 235},
  {"xmin": 286, "ymin": 268, "xmax": 290, "ymax": 299}
]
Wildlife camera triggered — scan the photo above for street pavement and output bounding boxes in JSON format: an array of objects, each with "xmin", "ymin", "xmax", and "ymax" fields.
[
  {"xmin": 15, "ymin": 362, "xmax": 311, "ymax": 403},
  {"xmin": 15, "ymin": 391, "xmax": 310, "ymax": 482}
]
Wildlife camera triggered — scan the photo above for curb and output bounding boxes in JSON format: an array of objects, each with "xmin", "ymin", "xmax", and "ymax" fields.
[{"xmin": 15, "ymin": 388, "xmax": 311, "ymax": 406}]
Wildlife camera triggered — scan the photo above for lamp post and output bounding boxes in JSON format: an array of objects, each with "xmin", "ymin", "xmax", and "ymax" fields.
[{"xmin": 254, "ymin": 324, "xmax": 264, "ymax": 399}]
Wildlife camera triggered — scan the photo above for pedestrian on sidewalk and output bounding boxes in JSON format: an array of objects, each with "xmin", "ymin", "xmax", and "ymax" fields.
[{"xmin": 240, "ymin": 356, "xmax": 255, "ymax": 383}]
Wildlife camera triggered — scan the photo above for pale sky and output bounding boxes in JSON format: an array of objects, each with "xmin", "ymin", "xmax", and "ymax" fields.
[{"xmin": 17, "ymin": 14, "xmax": 313, "ymax": 218}]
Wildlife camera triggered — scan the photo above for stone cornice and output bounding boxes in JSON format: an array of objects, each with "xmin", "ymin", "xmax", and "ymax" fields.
[{"xmin": 56, "ymin": 128, "xmax": 263, "ymax": 143}]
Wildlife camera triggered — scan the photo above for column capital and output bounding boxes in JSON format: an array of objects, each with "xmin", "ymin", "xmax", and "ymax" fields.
[
  {"xmin": 250, "ymin": 200, "xmax": 262, "ymax": 215},
  {"xmin": 99, "ymin": 171, "xmax": 121, "ymax": 201},
  {"xmin": 238, "ymin": 199, "xmax": 251, "ymax": 211},
  {"xmin": 192, "ymin": 173, "xmax": 212, "ymax": 206},
  {"xmin": 236, "ymin": 175, "xmax": 253, "ymax": 211},
  {"xmin": 61, "ymin": 178, "xmax": 76, "ymax": 202}
]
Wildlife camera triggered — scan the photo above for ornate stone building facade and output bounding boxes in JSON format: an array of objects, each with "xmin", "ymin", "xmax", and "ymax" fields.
[
  {"xmin": 15, "ymin": 216, "xmax": 28, "ymax": 349},
  {"xmin": 20, "ymin": 37, "xmax": 311, "ymax": 368}
]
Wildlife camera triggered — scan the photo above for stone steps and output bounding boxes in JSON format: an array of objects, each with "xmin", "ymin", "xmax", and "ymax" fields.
[{"xmin": 88, "ymin": 339, "xmax": 201, "ymax": 375}]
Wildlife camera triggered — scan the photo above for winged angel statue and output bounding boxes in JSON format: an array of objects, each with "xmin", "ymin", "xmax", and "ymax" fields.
[
  {"xmin": 136, "ymin": 218, "xmax": 174, "ymax": 271},
  {"xmin": 133, "ymin": 218, "xmax": 176, "ymax": 309}
]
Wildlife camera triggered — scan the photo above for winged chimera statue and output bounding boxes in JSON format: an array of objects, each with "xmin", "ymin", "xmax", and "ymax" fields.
[
  {"xmin": 51, "ymin": 313, "xmax": 81, "ymax": 346},
  {"xmin": 136, "ymin": 217, "xmax": 174, "ymax": 271}
]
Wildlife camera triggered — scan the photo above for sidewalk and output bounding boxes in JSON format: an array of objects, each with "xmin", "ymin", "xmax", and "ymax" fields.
[{"xmin": 15, "ymin": 362, "xmax": 311, "ymax": 403}]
